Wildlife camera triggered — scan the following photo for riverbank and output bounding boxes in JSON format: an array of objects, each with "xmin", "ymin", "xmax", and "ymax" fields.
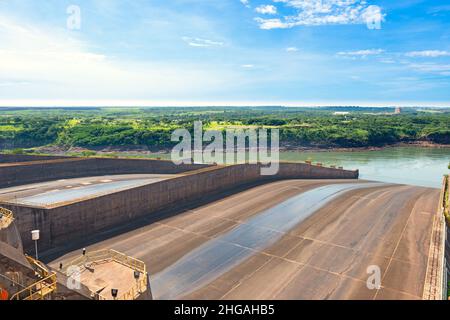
[
  {"xmin": 14, "ymin": 141, "xmax": 448, "ymax": 159},
  {"xmin": 283, "ymin": 141, "xmax": 450, "ymax": 153}
]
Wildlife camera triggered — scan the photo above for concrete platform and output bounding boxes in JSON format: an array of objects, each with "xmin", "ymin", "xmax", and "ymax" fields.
[
  {"xmin": 49, "ymin": 179, "xmax": 440, "ymax": 300},
  {"xmin": 0, "ymin": 174, "xmax": 179, "ymax": 207},
  {"xmin": 78, "ymin": 260, "xmax": 142, "ymax": 300}
]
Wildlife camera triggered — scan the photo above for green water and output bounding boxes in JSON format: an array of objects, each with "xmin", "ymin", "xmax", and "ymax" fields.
[
  {"xmin": 118, "ymin": 146, "xmax": 450, "ymax": 189},
  {"xmin": 281, "ymin": 147, "xmax": 450, "ymax": 188}
]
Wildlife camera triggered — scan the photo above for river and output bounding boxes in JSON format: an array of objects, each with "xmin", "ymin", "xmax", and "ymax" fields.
[
  {"xmin": 120, "ymin": 146, "xmax": 449, "ymax": 189},
  {"xmin": 280, "ymin": 146, "xmax": 449, "ymax": 188}
]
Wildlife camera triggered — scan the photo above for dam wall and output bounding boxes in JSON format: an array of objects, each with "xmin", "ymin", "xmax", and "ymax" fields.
[
  {"xmin": 1, "ymin": 162, "xmax": 358, "ymax": 252},
  {"xmin": 0, "ymin": 157, "xmax": 210, "ymax": 188}
]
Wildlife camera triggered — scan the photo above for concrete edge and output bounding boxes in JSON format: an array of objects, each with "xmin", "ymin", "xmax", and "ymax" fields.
[
  {"xmin": 422, "ymin": 176, "xmax": 447, "ymax": 300},
  {"xmin": 0, "ymin": 157, "xmax": 89, "ymax": 168}
]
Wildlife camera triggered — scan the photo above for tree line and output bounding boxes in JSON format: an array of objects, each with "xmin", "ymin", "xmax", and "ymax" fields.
[{"xmin": 0, "ymin": 107, "xmax": 449, "ymax": 150}]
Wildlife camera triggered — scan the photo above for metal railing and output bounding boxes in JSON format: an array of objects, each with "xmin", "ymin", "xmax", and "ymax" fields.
[
  {"xmin": 62, "ymin": 249, "xmax": 147, "ymax": 300},
  {"xmin": 120, "ymin": 276, "xmax": 147, "ymax": 300},
  {"xmin": 9, "ymin": 255, "xmax": 57, "ymax": 300},
  {"xmin": 0, "ymin": 207, "xmax": 14, "ymax": 229},
  {"xmin": 10, "ymin": 273, "xmax": 57, "ymax": 300},
  {"xmin": 7, "ymin": 255, "xmax": 57, "ymax": 300},
  {"xmin": 63, "ymin": 249, "xmax": 146, "ymax": 275}
]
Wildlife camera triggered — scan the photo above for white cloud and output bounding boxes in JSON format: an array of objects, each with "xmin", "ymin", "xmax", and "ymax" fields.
[
  {"xmin": 337, "ymin": 49, "xmax": 385, "ymax": 57},
  {"xmin": 241, "ymin": 64, "xmax": 255, "ymax": 68},
  {"xmin": 379, "ymin": 58, "xmax": 395, "ymax": 64},
  {"xmin": 0, "ymin": 80, "xmax": 31, "ymax": 87},
  {"xmin": 182, "ymin": 37, "xmax": 225, "ymax": 47},
  {"xmin": 0, "ymin": 15, "xmax": 234, "ymax": 102},
  {"xmin": 255, "ymin": 18, "xmax": 290, "ymax": 30},
  {"xmin": 240, "ymin": 0, "xmax": 251, "ymax": 8},
  {"xmin": 405, "ymin": 50, "xmax": 450, "ymax": 58},
  {"xmin": 408, "ymin": 63, "xmax": 450, "ymax": 76},
  {"xmin": 286, "ymin": 47, "xmax": 299, "ymax": 52},
  {"xmin": 256, "ymin": 0, "xmax": 385, "ymax": 29},
  {"xmin": 255, "ymin": 5, "xmax": 277, "ymax": 15}
]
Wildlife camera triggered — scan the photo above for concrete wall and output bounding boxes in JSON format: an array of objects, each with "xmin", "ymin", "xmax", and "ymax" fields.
[
  {"xmin": 1, "ymin": 163, "xmax": 358, "ymax": 252},
  {"xmin": 0, "ymin": 157, "xmax": 210, "ymax": 188}
]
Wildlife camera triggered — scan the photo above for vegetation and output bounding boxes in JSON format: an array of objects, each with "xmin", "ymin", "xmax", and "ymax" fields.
[{"xmin": 0, "ymin": 107, "xmax": 449, "ymax": 151}]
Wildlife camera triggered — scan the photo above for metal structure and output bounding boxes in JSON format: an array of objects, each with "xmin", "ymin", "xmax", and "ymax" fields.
[
  {"xmin": 0, "ymin": 207, "xmax": 57, "ymax": 300},
  {"xmin": 62, "ymin": 249, "xmax": 148, "ymax": 300},
  {"xmin": 0, "ymin": 207, "xmax": 14, "ymax": 230},
  {"xmin": 9, "ymin": 255, "xmax": 57, "ymax": 300},
  {"xmin": 10, "ymin": 273, "xmax": 57, "ymax": 300}
]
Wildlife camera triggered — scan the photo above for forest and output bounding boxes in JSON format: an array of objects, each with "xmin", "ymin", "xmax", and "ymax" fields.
[{"xmin": 0, "ymin": 107, "xmax": 449, "ymax": 152}]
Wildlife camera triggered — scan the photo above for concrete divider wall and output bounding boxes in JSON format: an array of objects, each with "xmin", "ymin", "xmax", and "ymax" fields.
[
  {"xmin": 2, "ymin": 163, "xmax": 358, "ymax": 251},
  {"xmin": 0, "ymin": 157, "xmax": 210, "ymax": 188}
]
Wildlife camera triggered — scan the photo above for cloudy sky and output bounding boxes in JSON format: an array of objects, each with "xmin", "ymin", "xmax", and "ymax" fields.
[{"xmin": 0, "ymin": 0, "xmax": 450, "ymax": 106}]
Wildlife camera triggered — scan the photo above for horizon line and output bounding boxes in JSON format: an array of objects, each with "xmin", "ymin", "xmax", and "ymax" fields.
[{"xmin": 0, "ymin": 100, "xmax": 449, "ymax": 108}]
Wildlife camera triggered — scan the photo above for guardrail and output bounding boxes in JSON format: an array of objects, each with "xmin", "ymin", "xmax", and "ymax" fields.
[
  {"xmin": 0, "ymin": 207, "xmax": 14, "ymax": 229},
  {"xmin": 120, "ymin": 276, "xmax": 148, "ymax": 301},
  {"xmin": 63, "ymin": 249, "xmax": 147, "ymax": 300},
  {"xmin": 10, "ymin": 273, "xmax": 57, "ymax": 300},
  {"xmin": 63, "ymin": 249, "xmax": 146, "ymax": 274},
  {"xmin": 8, "ymin": 255, "xmax": 57, "ymax": 300}
]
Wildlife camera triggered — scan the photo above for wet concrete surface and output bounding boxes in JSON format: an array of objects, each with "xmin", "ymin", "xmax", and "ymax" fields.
[
  {"xmin": 151, "ymin": 183, "xmax": 385, "ymax": 299},
  {"xmin": 48, "ymin": 179, "xmax": 439, "ymax": 300}
]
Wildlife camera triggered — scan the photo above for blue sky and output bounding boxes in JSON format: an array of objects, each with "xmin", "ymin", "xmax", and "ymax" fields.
[{"xmin": 0, "ymin": 0, "xmax": 450, "ymax": 106}]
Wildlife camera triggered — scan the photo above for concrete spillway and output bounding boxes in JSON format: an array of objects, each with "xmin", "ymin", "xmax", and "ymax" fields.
[
  {"xmin": 16, "ymin": 179, "xmax": 166, "ymax": 207},
  {"xmin": 151, "ymin": 182, "xmax": 385, "ymax": 299},
  {"xmin": 50, "ymin": 179, "xmax": 439, "ymax": 300}
]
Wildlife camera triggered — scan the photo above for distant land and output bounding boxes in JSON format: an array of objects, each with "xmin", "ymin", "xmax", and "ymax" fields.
[{"xmin": 0, "ymin": 106, "xmax": 449, "ymax": 155}]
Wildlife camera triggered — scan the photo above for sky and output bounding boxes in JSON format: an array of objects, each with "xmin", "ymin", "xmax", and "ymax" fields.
[{"xmin": 0, "ymin": 0, "xmax": 450, "ymax": 107}]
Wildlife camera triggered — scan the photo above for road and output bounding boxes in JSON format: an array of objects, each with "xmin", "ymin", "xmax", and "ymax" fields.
[{"xmin": 48, "ymin": 179, "xmax": 439, "ymax": 300}]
